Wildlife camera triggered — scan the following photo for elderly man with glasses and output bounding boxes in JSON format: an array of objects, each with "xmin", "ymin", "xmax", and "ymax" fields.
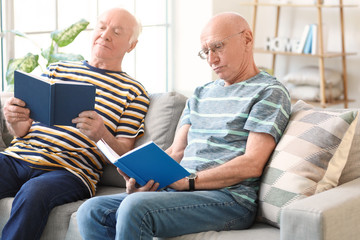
[{"xmin": 77, "ymin": 12, "xmax": 291, "ymax": 240}]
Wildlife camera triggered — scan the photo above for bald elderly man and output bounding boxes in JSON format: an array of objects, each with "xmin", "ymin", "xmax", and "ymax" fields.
[{"xmin": 77, "ymin": 12, "xmax": 291, "ymax": 240}]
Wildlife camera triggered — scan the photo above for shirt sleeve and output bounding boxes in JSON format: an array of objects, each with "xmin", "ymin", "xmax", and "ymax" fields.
[
  {"xmin": 116, "ymin": 92, "xmax": 150, "ymax": 138},
  {"xmin": 243, "ymin": 84, "xmax": 291, "ymax": 143}
]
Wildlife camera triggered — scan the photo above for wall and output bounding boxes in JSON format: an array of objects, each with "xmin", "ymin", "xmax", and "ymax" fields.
[
  {"xmin": 171, "ymin": 0, "xmax": 252, "ymax": 97},
  {"xmin": 172, "ymin": 0, "xmax": 360, "ymax": 108},
  {"xmin": 171, "ymin": 0, "xmax": 213, "ymax": 97}
]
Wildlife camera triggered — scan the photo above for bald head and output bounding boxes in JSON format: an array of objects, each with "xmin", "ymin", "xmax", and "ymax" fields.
[
  {"xmin": 199, "ymin": 12, "xmax": 258, "ymax": 85},
  {"xmin": 90, "ymin": 8, "xmax": 142, "ymax": 71},
  {"xmin": 99, "ymin": 8, "xmax": 142, "ymax": 44},
  {"xmin": 201, "ymin": 12, "xmax": 251, "ymax": 41}
]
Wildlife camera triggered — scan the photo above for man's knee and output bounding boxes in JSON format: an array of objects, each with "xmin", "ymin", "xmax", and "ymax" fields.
[
  {"xmin": 78, "ymin": 196, "xmax": 101, "ymax": 217},
  {"xmin": 78, "ymin": 196, "xmax": 116, "ymax": 222},
  {"xmin": 118, "ymin": 192, "xmax": 155, "ymax": 218}
]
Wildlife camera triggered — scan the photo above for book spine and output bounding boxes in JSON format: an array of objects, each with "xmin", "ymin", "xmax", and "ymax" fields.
[{"xmin": 50, "ymin": 84, "xmax": 56, "ymax": 125}]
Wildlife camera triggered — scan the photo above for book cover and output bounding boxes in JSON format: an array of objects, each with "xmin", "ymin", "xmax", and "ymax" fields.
[
  {"xmin": 297, "ymin": 24, "xmax": 311, "ymax": 54},
  {"xmin": 97, "ymin": 139, "xmax": 190, "ymax": 190},
  {"xmin": 14, "ymin": 70, "xmax": 96, "ymax": 126},
  {"xmin": 303, "ymin": 24, "xmax": 313, "ymax": 54}
]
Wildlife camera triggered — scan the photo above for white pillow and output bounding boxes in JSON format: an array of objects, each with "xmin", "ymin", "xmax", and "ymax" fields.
[
  {"xmin": 282, "ymin": 66, "xmax": 342, "ymax": 86},
  {"xmin": 286, "ymin": 83, "xmax": 343, "ymax": 101}
]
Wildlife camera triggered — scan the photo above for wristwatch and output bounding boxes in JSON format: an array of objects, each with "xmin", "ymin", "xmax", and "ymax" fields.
[{"xmin": 186, "ymin": 173, "xmax": 198, "ymax": 191}]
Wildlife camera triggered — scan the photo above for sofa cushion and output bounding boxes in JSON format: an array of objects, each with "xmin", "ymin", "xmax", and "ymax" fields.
[
  {"xmin": 134, "ymin": 92, "xmax": 187, "ymax": 149},
  {"xmin": 100, "ymin": 92, "xmax": 187, "ymax": 188},
  {"xmin": 315, "ymin": 113, "xmax": 358, "ymax": 193},
  {"xmin": 0, "ymin": 197, "xmax": 85, "ymax": 240},
  {"xmin": 258, "ymin": 100, "xmax": 358, "ymax": 227},
  {"xmin": 0, "ymin": 93, "xmax": 14, "ymax": 151},
  {"xmin": 157, "ymin": 223, "xmax": 280, "ymax": 240},
  {"xmin": 338, "ymin": 108, "xmax": 360, "ymax": 185}
]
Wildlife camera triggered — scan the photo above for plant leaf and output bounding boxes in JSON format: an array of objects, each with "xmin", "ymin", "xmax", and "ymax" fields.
[
  {"xmin": 7, "ymin": 30, "xmax": 42, "ymax": 49},
  {"xmin": 41, "ymin": 47, "xmax": 50, "ymax": 60},
  {"xmin": 51, "ymin": 19, "xmax": 89, "ymax": 47},
  {"xmin": 41, "ymin": 43, "xmax": 55, "ymax": 62},
  {"xmin": 9, "ymin": 30, "xmax": 28, "ymax": 38},
  {"xmin": 6, "ymin": 53, "xmax": 39, "ymax": 86}
]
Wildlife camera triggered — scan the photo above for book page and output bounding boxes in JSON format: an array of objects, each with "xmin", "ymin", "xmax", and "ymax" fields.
[{"xmin": 96, "ymin": 139, "xmax": 120, "ymax": 163}]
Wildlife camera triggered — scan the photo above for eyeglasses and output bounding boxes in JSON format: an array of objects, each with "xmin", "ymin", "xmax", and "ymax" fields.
[{"xmin": 198, "ymin": 30, "xmax": 245, "ymax": 60}]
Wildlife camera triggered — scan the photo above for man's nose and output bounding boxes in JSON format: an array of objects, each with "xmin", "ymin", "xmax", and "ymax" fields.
[
  {"xmin": 101, "ymin": 29, "xmax": 111, "ymax": 41},
  {"xmin": 207, "ymin": 50, "xmax": 219, "ymax": 65}
]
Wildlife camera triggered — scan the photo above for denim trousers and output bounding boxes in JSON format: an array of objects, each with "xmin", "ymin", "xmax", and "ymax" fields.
[
  {"xmin": 0, "ymin": 154, "xmax": 90, "ymax": 240},
  {"xmin": 77, "ymin": 188, "xmax": 257, "ymax": 240}
]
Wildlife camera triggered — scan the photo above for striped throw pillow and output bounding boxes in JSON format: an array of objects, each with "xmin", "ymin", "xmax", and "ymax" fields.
[{"xmin": 257, "ymin": 100, "xmax": 358, "ymax": 227}]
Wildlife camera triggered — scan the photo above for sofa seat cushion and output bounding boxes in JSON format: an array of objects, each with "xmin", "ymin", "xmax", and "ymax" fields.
[
  {"xmin": 0, "ymin": 197, "xmax": 85, "ymax": 240},
  {"xmin": 258, "ymin": 100, "xmax": 358, "ymax": 227},
  {"xmin": 65, "ymin": 217, "xmax": 280, "ymax": 240},
  {"xmin": 157, "ymin": 223, "xmax": 279, "ymax": 240},
  {"xmin": 0, "ymin": 185, "xmax": 124, "ymax": 240}
]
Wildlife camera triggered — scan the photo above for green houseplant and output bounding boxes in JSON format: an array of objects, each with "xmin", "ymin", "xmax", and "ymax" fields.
[{"xmin": 5, "ymin": 19, "xmax": 90, "ymax": 91}]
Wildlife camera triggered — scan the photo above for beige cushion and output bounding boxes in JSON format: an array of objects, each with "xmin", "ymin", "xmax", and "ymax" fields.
[
  {"xmin": 338, "ymin": 110, "xmax": 360, "ymax": 185},
  {"xmin": 134, "ymin": 92, "xmax": 187, "ymax": 150},
  {"xmin": 0, "ymin": 94, "xmax": 14, "ymax": 151},
  {"xmin": 316, "ymin": 114, "xmax": 358, "ymax": 193},
  {"xmin": 257, "ymin": 100, "xmax": 358, "ymax": 227}
]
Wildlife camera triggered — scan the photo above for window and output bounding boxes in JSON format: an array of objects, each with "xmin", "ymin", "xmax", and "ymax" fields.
[{"xmin": 0, "ymin": 0, "xmax": 170, "ymax": 93}]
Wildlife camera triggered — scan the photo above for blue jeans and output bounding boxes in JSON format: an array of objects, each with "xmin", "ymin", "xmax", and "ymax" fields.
[
  {"xmin": 77, "ymin": 188, "xmax": 256, "ymax": 240},
  {"xmin": 0, "ymin": 154, "xmax": 90, "ymax": 240}
]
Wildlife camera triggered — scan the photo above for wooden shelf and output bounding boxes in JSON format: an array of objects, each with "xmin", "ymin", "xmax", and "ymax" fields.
[
  {"xmin": 247, "ymin": 0, "xmax": 356, "ymax": 108},
  {"xmin": 253, "ymin": 48, "xmax": 357, "ymax": 58}
]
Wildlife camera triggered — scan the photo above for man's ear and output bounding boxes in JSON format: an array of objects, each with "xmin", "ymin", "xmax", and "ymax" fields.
[
  {"xmin": 244, "ymin": 30, "xmax": 254, "ymax": 51},
  {"xmin": 127, "ymin": 40, "xmax": 138, "ymax": 53}
]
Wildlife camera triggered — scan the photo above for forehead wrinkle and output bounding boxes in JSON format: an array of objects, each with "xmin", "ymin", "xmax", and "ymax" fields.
[
  {"xmin": 201, "ymin": 39, "xmax": 222, "ymax": 51},
  {"xmin": 99, "ymin": 20, "xmax": 125, "ymax": 30},
  {"xmin": 200, "ymin": 33, "xmax": 225, "ymax": 49}
]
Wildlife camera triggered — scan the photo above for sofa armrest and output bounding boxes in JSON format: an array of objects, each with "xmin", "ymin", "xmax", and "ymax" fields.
[{"xmin": 280, "ymin": 178, "xmax": 360, "ymax": 240}]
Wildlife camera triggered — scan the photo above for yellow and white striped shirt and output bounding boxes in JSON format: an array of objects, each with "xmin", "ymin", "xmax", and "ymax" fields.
[{"xmin": 4, "ymin": 61, "xmax": 150, "ymax": 196}]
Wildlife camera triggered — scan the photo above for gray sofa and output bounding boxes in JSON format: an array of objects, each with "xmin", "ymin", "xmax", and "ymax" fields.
[{"xmin": 1, "ymin": 91, "xmax": 360, "ymax": 240}]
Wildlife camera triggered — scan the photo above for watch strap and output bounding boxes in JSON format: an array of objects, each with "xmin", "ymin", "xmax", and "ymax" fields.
[{"xmin": 189, "ymin": 178, "xmax": 195, "ymax": 191}]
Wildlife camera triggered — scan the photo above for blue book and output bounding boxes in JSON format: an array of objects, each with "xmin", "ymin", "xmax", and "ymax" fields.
[
  {"xmin": 97, "ymin": 140, "xmax": 190, "ymax": 190},
  {"xmin": 14, "ymin": 70, "xmax": 96, "ymax": 126},
  {"xmin": 303, "ymin": 24, "xmax": 313, "ymax": 54}
]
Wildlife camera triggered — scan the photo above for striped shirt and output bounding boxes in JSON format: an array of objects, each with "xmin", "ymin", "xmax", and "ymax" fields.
[
  {"xmin": 4, "ymin": 61, "xmax": 150, "ymax": 196},
  {"xmin": 180, "ymin": 71, "xmax": 291, "ymax": 208}
]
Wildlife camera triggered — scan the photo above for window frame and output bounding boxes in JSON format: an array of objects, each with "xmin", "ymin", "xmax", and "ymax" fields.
[{"xmin": 0, "ymin": 0, "xmax": 171, "ymax": 92}]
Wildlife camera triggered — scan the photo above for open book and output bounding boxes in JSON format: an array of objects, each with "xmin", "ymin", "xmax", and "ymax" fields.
[
  {"xmin": 97, "ymin": 139, "xmax": 190, "ymax": 190},
  {"xmin": 14, "ymin": 70, "xmax": 96, "ymax": 126}
]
